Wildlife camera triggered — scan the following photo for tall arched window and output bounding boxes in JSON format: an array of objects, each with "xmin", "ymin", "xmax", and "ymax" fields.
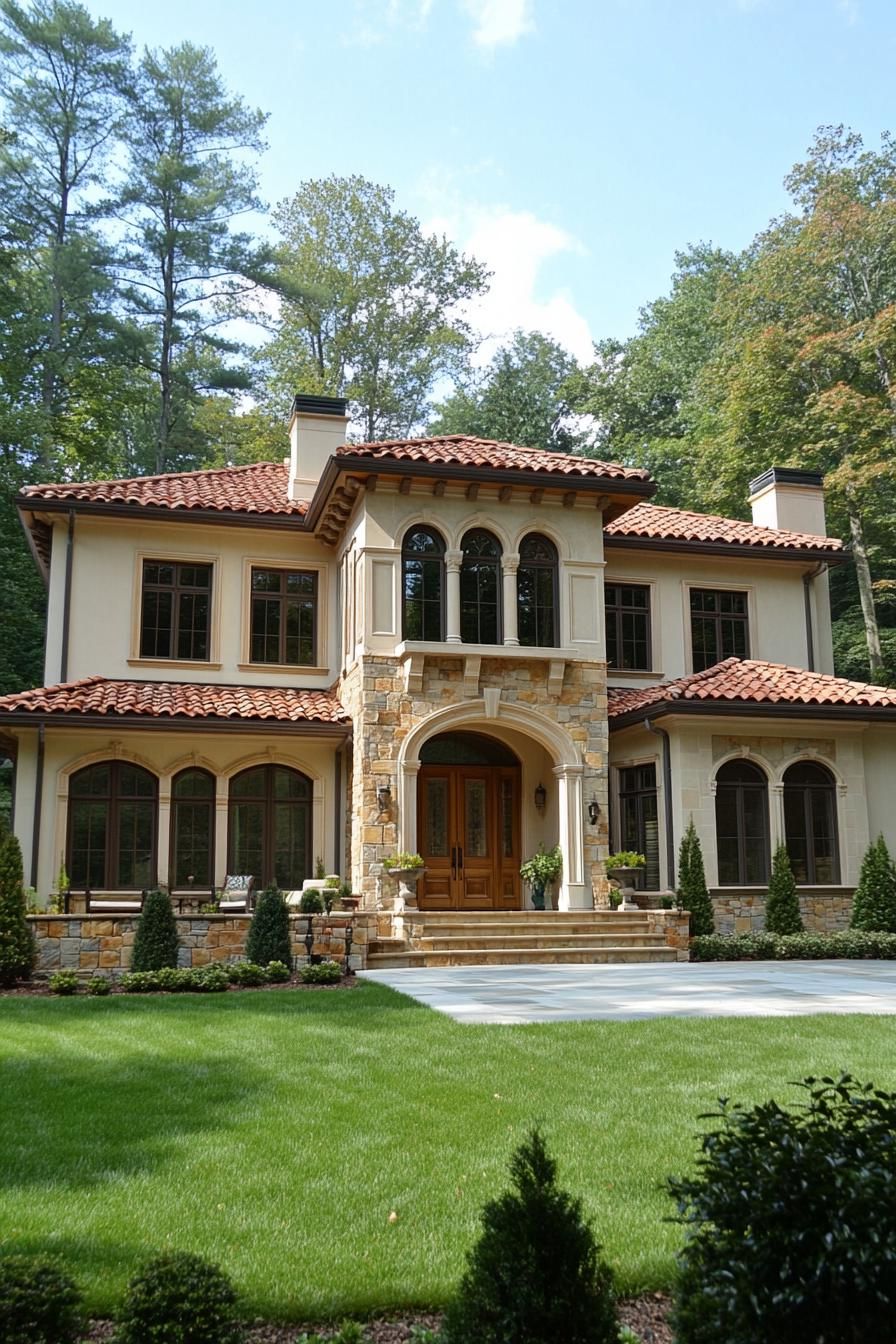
[
  {"xmin": 228, "ymin": 765, "xmax": 311, "ymax": 890},
  {"xmin": 783, "ymin": 761, "xmax": 840, "ymax": 884},
  {"xmin": 68, "ymin": 761, "xmax": 157, "ymax": 890},
  {"xmin": 170, "ymin": 769, "xmax": 215, "ymax": 889},
  {"xmin": 714, "ymin": 759, "xmax": 770, "ymax": 886},
  {"xmin": 461, "ymin": 529, "xmax": 502, "ymax": 645},
  {"xmin": 402, "ymin": 526, "xmax": 445, "ymax": 640},
  {"xmin": 518, "ymin": 533, "xmax": 558, "ymax": 647}
]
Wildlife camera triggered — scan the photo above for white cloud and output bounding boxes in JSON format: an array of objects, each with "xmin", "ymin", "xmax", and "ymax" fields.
[
  {"xmin": 461, "ymin": 0, "xmax": 535, "ymax": 48},
  {"xmin": 345, "ymin": 0, "xmax": 433, "ymax": 46}
]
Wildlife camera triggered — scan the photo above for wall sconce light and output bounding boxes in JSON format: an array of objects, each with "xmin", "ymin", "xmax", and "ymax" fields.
[
  {"xmin": 534, "ymin": 782, "xmax": 547, "ymax": 813},
  {"xmin": 376, "ymin": 781, "xmax": 392, "ymax": 812},
  {"xmin": 587, "ymin": 797, "xmax": 601, "ymax": 826}
]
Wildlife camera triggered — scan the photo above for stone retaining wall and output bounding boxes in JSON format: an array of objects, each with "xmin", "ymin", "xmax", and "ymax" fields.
[
  {"xmin": 710, "ymin": 889, "xmax": 853, "ymax": 936},
  {"xmin": 26, "ymin": 913, "xmax": 376, "ymax": 979}
]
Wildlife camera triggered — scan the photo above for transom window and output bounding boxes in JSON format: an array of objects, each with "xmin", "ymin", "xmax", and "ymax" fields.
[
  {"xmin": 68, "ymin": 761, "xmax": 157, "ymax": 890},
  {"xmin": 227, "ymin": 765, "xmax": 312, "ymax": 890},
  {"xmin": 402, "ymin": 527, "xmax": 445, "ymax": 641},
  {"xmin": 170, "ymin": 769, "xmax": 215, "ymax": 889},
  {"xmin": 783, "ymin": 761, "xmax": 840, "ymax": 884},
  {"xmin": 518, "ymin": 533, "xmax": 558, "ymax": 648},
  {"xmin": 617, "ymin": 763, "xmax": 660, "ymax": 890},
  {"xmin": 140, "ymin": 561, "xmax": 212, "ymax": 660},
  {"xmin": 690, "ymin": 589, "xmax": 749, "ymax": 672},
  {"xmin": 460, "ymin": 529, "xmax": 502, "ymax": 645},
  {"xmin": 250, "ymin": 568, "xmax": 318, "ymax": 666},
  {"xmin": 606, "ymin": 583, "xmax": 651, "ymax": 670},
  {"xmin": 714, "ymin": 759, "xmax": 770, "ymax": 886}
]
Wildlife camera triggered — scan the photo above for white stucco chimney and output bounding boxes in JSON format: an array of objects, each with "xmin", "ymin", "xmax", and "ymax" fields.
[
  {"xmin": 748, "ymin": 466, "xmax": 827, "ymax": 537},
  {"xmin": 287, "ymin": 394, "xmax": 350, "ymax": 503}
]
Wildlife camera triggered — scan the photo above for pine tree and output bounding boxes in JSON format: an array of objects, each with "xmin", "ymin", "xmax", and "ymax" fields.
[
  {"xmin": 850, "ymin": 836, "xmax": 896, "ymax": 933},
  {"xmin": 764, "ymin": 845, "xmax": 803, "ymax": 934},
  {"xmin": 130, "ymin": 889, "xmax": 179, "ymax": 971},
  {"xmin": 0, "ymin": 831, "xmax": 36, "ymax": 985},
  {"xmin": 245, "ymin": 885, "xmax": 292, "ymax": 967},
  {"xmin": 441, "ymin": 1127, "xmax": 619, "ymax": 1344},
  {"xmin": 677, "ymin": 819, "xmax": 714, "ymax": 937}
]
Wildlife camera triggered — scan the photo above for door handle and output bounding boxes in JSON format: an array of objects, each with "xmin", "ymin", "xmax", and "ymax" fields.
[
  {"xmin": 457, "ymin": 845, "xmax": 464, "ymax": 871},
  {"xmin": 451, "ymin": 845, "xmax": 457, "ymax": 878}
]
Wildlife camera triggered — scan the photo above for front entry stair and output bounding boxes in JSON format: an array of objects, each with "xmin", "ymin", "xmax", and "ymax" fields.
[{"xmin": 367, "ymin": 910, "xmax": 679, "ymax": 968}]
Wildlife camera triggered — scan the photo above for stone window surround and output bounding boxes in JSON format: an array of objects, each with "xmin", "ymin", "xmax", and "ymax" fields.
[
  {"xmin": 682, "ymin": 579, "xmax": 757, "ymax": 676},
  {"xmin": 128, "ymin": 548, "xmax": 223, "ymax": 669},
  {"xmin": 239, "ymin": 556, "xmax": 330, "ymax": 675}
]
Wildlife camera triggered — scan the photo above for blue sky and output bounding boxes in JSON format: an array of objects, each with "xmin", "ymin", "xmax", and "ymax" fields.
[{"xmin": 96, "ymin": 0, "xmax": 895, "ymax": 361}]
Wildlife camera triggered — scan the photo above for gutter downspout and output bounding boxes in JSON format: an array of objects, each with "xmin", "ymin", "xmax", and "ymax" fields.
[
  {"xmin": 644, "ymin": 717, "xmax": 675, "ymax": 890},
  {"xmin": 60, "ymin": 510, "xmax": 75, "ymax": 682},
  {"xmin": 802, "ymin": 562, "xmax": 828, "ymax": 674},
  {"xmin": 334, "ymin": 746, "xmax": 342, "ymax": 877},
  {"xmin": 30, "ymin": 724, "xmax": 45, "ymax": 890}
]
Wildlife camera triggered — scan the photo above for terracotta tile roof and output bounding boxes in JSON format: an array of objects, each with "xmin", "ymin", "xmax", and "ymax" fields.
[
  {"xmin": 608, "ymin": 658, "xmax": 896, "ymax": 721},
  {"xmin": 337, "ymin": 435, "xmax": 652, "ymax": 482},
  {"xmin": 604, "ymin": 501, "xmax": 843, "ymax": 554},
  {"xmin": 20, "ymin": 462, "xmax": 306, "ymax": 517},
  {"xmin": 0, "ymin": 677, "xmax": 349, "ymax": 725}
]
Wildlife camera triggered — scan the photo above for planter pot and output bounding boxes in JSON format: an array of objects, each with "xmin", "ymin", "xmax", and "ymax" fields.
[
  {"xmin": 608, "ymin": 865, "xmax": 642, "ymax": 912},
  {"xmin": 339, "ymin": 896, "xmax": 360, "ymax": 912},
  {"xmin": 530, "ymin": 880, "xmax": 546, "ymax": 911},
  {"xmin": 387, "ymin": 867, "xmax": 424, "ymax": 910}
]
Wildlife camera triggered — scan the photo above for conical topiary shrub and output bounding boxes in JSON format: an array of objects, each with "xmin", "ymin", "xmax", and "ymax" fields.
[
  {"xmin": 130, "ymin": 889, "xmax": 179, "ymax": 971},
  {"xmin": 677, "ymin": 819, "xmax": 714, "ymax": 937},
  {"xmin": 0, "ymin": 831, "xmax": 36, "ymax": 986},
  {"xmin": 441, "ymin": 1127, "xmax": 619, "ymax": 1344},
  {"xmin": 765, "ymin": 845, "xmax": 803, "ymax": 934},
  {"xmin": 850, "ymin": 836, "xmax": 896, "ymax": 933},
  {"xmin": 246, "ymin": 885, "xmax": 293, "ymax": 968}
]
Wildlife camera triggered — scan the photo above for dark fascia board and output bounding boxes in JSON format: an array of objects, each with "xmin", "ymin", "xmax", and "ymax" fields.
[
  {"xmin": 602, "ymin": 534, "xmax": 846, "ymax": 565},
  {"xmin": 0, "ymin": 713, "xmax": 351, "ymax": 737},
  {"xmin": 17, "ymin": 509, "xmax": 50, "ymax": 586},
  {"xmin": 16, "ymin": 496, "xmax": 312, "ymax": 532},
  {"xmin": 609, "ymin": 699, "xmax": 896, "ymax": 730}
]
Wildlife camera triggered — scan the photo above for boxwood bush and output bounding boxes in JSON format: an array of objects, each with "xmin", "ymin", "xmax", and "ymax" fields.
[
  {"xmin": 0, "ymin": 1255, "xmax": 82, "ymax": 1344},
  {"xmin": 115, "ymin": 1250, "xmax": 241, "ymax": 1344},
  {"xmin": 691, "ymin": 929, "xmax": 896, "ymax": 961},
  {"xmin": 48, "ymin": 970, "xmax": 80, "ymax": 995},
  {"xmin": 300, "ymin": 959, "xmax": 342, "ymax": 984}
]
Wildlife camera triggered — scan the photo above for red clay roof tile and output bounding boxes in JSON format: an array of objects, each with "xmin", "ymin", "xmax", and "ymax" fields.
[
  {"xmin": 336, "ymin": 435, "xmax": 651, "ymax": 481},
  {"xmin": 604, "ymin": 501, "xmax": 843, "ymax": 554},
  {"xmin": 20, "ymin": 462, "xmax": 306, "ymax": 517}
]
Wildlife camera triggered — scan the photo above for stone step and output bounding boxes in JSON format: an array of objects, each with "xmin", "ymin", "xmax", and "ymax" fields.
[
  {"xmin": 417, "ymin": 932, "xmax": 668, "ymax": 951},
  {"xmin": 412, "ymin": 916, "xmax": 651, "ymax": 933},
  {"xmin": 366, "ymin": 944, "xmax": 677, "ymax": 969}
]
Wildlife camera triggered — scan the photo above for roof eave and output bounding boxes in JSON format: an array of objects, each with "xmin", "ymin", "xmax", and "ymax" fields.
[
  {"xmin": 0, "ymin": 712, "xmax": 350, "ymax": 736},
  {"xmin": 16, "ymin": 496, "xmax": 311, "ymax": 531},
  {"xmin": 603, "ymin": 535, "xmax": 846, "ymax": 564},
  {"xmin": 609, "ymin": 699, "xmax": 896, "ymax": 729}
]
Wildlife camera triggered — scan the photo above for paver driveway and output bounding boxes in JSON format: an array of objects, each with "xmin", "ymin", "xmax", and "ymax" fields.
[{"xmin": 360, "ymin": 960, "xmax": 896, "ymax": 1023}]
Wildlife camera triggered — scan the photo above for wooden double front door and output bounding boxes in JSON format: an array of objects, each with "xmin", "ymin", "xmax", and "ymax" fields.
[{"xmin": 417, "ymin": 765, "xmax": 521, "ymax": 909}]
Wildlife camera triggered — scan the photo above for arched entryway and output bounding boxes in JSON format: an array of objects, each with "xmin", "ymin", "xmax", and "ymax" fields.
[{"xmin": 417, "ymin": 731, "xmax": 521, "ymax": 910}]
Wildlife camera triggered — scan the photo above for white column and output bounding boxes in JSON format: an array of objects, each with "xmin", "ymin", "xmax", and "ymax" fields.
[
  {"xmin": 157, "ymin": 786, "xmax": 172, "ymax": 889},
  {"xmin": 502, "ymin": 553, "xmax": 519, "ymax": 646},
  {"xmin": 214, "ymin": 793, "xmax": 228, "ymax": 892},
  {"xmin": 399, "ymin": 761, "xmax": 421, "ymax": 855},
  {"xmin": 446, "ymin": 550, "xmax": 462, "ymax": 643},
  {"xmin": 771, "ymin": 782, "xmax": 785, "ymax": 851},
  {"xmin": 554, "ymin": 763, "xmax": 587, "ymax": 908}
]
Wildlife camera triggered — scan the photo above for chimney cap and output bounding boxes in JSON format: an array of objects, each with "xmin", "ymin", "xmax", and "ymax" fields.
[
  {"xmin": 290, "ymin": 393, "xmax": 349, "ymax": 419},
  {"xmin": 749, "ymin": 466, "xmax": 824, "ymax": 496}
]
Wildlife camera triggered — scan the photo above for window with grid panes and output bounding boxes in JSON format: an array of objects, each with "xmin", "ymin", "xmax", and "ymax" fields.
[
  {"xmin": 140, "ymin": 561, "xmax": 211, "ymax": 660},
  {"xmin": 605, "ymin": 583, "xmax": 651, "ymax": 670},
  {"xmin": 250, "ymin": 568, "xmax": 318, "ymax": 665},
  {"xmin": 690, "ymin": 588, "xmax": 748, "ymax": 672}
]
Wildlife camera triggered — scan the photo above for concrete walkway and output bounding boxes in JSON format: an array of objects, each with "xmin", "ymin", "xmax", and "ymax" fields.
[{"xmin": 359, "ymin": 960, "xmax": 896, "ymax": 1023}]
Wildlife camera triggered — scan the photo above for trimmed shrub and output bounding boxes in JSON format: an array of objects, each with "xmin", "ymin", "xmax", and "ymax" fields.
[
  {"xmin": 130, "ymin": 889, "xmax": 179, "ymax": 972},
  {"xmin": 677, "ymin": 819, "xmax": 714, "ymax": 937},
  {"xmin": 265, "ymin": 960, "xmax": 290, "ymax": 982},
  {"xmin": 442, "ymin": 1127, "xmax": 618, "ymax": 1344},
  {"xmin": 245, "ymin": 885, "xmax": 292, "ymax": 967},
  {"xmin": 192, "ymin": 965, "xmax": 229, "ymax": 993},
  {"xmin": 669, "ymin": 1075, "xmax": 896, "ymax": 1343},
  {"xmin": 764, "ymin": 845, "xmax": 803, "ymax": 934},
  {"xmin": 49, "ymin": 970, "xmax": 80, "ymax": 995},
  {"xmin": 86, "ymin": 976, "xmax": 112, "ymax": 996},
  {"xmin": 300, "ymin": 959, "xmax": 342, "ymax": 984},
  {"xmin": 299, "ymin": 889, "xmax": 324, "ymax": 914},
  {"xmin": 850, "ymin": 835, "xmax": 896, "ymax": 933},
  {"xmin": 227, "ymin": 961, "xmax": 267, "ymax": 986},
  {"xmin": 115, "ymin": 1250, "xmax": 241, "ymax": 1344},
  {"xmin": 0, "ymin": 1255, "xmax": 82, "ymax": 1344},
  {"xmin": 0, "ymin": 832, "xmax": 37, "ymax": 986},
  {"xmin": 690, "ymin": 929, "xmax": 896, "ymax": 961},
  {"xmin": 119, "ymin": 966, "xmax": 229, "ymax": 994}
]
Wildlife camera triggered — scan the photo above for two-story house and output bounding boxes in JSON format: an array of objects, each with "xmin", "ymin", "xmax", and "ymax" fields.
[{"xmin": 4, "ymin": 394, "xmax": 896, "ymax": 939}]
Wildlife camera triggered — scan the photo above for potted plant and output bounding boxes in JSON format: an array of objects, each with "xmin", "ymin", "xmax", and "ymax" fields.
[
  {"xmin": 605, "ymin": 851, "xmax": 646, "ymax": 911},
  {"xmin": 382, "ymin": 852, "xmax": 425, "ymax": 909},
  {"xmin": 520, "ymin": 845, "xmax": 563, "ymax": 911},
  {"xmin": 337, "ymin": 881, "xmax": 359, "ymax": 911},
  {"xmin": 323, "ymin": 875, "xmax": 341, "ymax": 914}
]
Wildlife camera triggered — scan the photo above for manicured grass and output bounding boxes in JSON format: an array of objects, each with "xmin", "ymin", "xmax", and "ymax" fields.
[{"xmin": 0, "ymin": 984, "xmax": 894, "ymax": 1320}]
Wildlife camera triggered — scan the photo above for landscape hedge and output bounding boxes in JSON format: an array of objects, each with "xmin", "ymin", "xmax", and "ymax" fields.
[{"xmin": 691, "ymin": 930, "xmax": 896, "ymax": 961}]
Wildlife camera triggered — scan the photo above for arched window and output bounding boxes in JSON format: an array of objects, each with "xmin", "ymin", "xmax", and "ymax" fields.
[
  {"xmin": 714, "ymin": 759, "xmax": 770, "ymax": 886},
  {"xmin": 518, "ymin": 533, "xmax": 558, "ymax": 647},
  {"xmin": 68, "ymin": 761, "xmax": 157, "ymax": 890},
  {"xmin": 461, "ymin": 529, "xmax": 502, "ymax": 645},
  {"xmin": 783, "ymin": 761, "xmax": 840, "ymax": 884},
  {"xmin": 402, "ymin": 526, "xmax": 445, "ymax": 641},
  {"xmin": 228, "ymin": 765, "xmax": 311, "ymax": 890},
  {"xmin": 170, "ymin": 769, "xmax": 215, "ymax": 889}
]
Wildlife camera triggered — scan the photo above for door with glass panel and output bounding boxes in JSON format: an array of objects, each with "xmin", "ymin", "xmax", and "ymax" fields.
[{"xmin": 418, "ymin": 765, "xmax": 520, "ymax": 909}]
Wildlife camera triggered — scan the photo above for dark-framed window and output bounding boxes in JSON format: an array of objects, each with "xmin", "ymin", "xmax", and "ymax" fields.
[
  {"xmin": 606, "ymin": 583, "xmax": 651, "ymax": 670},
  {"xmin": 617, "ymin": 763, "xmax": 660, "ymax": 890},
  {"xmin": 227, "ymin": 765, "xmax": 312, "ymax": 890},
  {"xmin": 170, "ymin": 768, "xmax": 215, "ymax": 889},
  {"xmin": 140, "ymin": 561, "xmax": 212, "ymax": 660},
  {"xmin": 402, "ymin": 526, "xmax": 445, "ymax": 641},
  {"xmin": 783, "ymin": 761, "xmax": 840, "ymax": 884},
  {"xmin": 68, "ymin": 761, "xmax": 157, "ymax": 890},
  {"xmin": 461, "ymin": 529, "xmax": 502, "ymax": 645},
  {"xmin": 714, "ymin": 759, "xmax": 770, "ymax": 886},
  {"xmin": 690, "ymin": 588, "xmax": 749, "ymax": 672},
  {"xmin": 518, "ymin": 533, "xmax": 558, "ymax": 648},
  {"xmin": 250, "ymin": 568, "xmax": 318, "ymax": 666}
]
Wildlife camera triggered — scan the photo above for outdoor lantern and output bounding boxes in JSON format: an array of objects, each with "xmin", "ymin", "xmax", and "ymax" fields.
[
  {"xmin": 587, "ymin": 797, "xmax": 600, "ymax": 825},
  {"xmin": 344, "ymin": 923, "xmax": 354, "ymax": 976},
  {"xmin": 534, "ymin": 781, "xmax": 547, "ymax": 812},
  {"xmin": 376, "ymin": 780, "xmax": 392, "ymax": 812},
  {"xmin": 304, "ymin": 917, "xmax": 314, "ymax": 960}
]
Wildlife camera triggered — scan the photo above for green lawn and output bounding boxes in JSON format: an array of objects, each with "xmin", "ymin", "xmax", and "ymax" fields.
[{"xmin": 1, "ymin": 984, "xmax": 894, "ymax": 1321}]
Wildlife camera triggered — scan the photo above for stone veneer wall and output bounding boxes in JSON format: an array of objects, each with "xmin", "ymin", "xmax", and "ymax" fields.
[
  {"xmin": 340, "ymin": 653, "xmax": 610, "ymax": 907},
  {"xmin": 710, "ymin": 890, "xmax": 853, "ymax": 936},
  {"xmin": 27, "ymin": 914, "xmax": 376, "ymax": 978}
]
